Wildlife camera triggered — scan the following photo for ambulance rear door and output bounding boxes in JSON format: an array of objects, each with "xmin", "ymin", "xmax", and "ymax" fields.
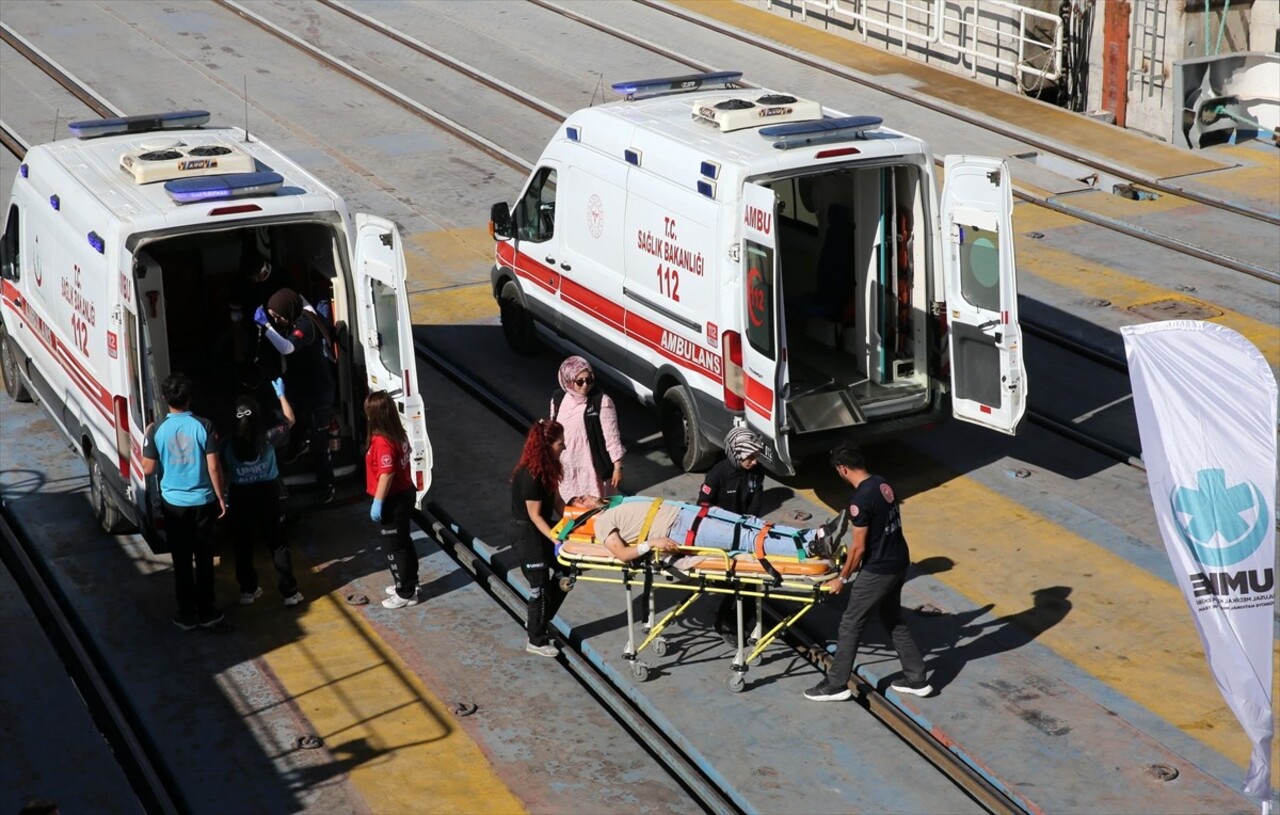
[
  {"xmin": 353, "ymin": 214, "xmax": 433, "ymax": 500},
  {"xmin": 940, "ymin": 156, "xmax": 1026, "ymax": 434},
  {"xmin": 740, "ymin": 182, "xmax": 792, "ymax": 472}
]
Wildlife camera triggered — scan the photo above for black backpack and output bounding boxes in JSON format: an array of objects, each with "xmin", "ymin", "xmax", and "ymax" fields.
[{"xmin": 551, "ymin": 387, "xmax": 613, "ymax": 482}]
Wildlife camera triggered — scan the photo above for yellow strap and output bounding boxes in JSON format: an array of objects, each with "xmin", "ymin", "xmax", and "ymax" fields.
[{"xmin": 636, "ymin": 498, "xmax": 666, "ymax": 543}]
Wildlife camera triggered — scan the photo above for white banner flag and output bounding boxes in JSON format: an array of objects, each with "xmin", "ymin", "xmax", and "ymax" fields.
[{"xmin": 1122, "ymin": 320, "xmax": 1276, "ymax": 806}]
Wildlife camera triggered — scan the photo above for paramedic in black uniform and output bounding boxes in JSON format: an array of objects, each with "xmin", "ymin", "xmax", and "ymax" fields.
[
  {"xmin": 804, "ymin": 443, "xmax": 933, "ymax": 701},
  {"xmin": 697, "ymin": 426, "xmax": 766, "ymax": 638},
  {"xmin": 255, "ymin": 287, "xmax": 336, "ymax": 503}
]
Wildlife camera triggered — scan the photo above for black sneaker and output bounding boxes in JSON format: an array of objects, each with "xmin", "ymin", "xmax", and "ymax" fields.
[
  {"xmin": 319, "ymin": 484, "xmax": 335, "ymax": 505},
  {"xmin": 890, "ymin": 678, "xmax": 934, "ymax": 697},
  {"xmin": 198, "ymin": 614, "xmax": 235, "ymax": 634},
  {"xmin": 804, "ymin": 680, "xmax": 852, "ymax": 701},
  {"xmin": 173, "ymin": 613, "xmax": 198, "ymax": 631}
]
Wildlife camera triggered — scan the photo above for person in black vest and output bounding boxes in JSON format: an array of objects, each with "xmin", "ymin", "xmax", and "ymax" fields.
[
  {"xmin": 550, "ymin": 356, "xmax": 625, "ymax": 506},
  {"xmin": 698, "ymin": 426, "xmax": 767, "ymax": 639},
  {"xmin": 254, "ymin": 287, "xmax": 337, "ymax": 503},
  {"xmin": 805, "ymin": 443, "xmax": 933, "ymax": 702}
]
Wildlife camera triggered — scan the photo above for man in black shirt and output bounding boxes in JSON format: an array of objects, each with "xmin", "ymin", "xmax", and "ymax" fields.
[{"xmin": 804, "ymin": 443, "xmax": 932, "ymax": 701}]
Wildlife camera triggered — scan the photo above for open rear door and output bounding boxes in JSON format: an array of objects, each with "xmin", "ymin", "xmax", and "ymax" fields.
[
  {"xmin": 940, "ymin": 156, "xmax": 1027, "ymax": 434},
  {"xmin": 740, "ymin": 182, "xmax": 793, "ymax": 473},
  {"xmin": 353, "ymin": 214, "xmax": 433, "ymax": 500}
]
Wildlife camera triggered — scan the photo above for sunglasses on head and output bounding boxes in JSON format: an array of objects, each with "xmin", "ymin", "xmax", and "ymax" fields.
[{"xmin": 574, "ymin": 375, "xmax": 594, "ymax": 386}]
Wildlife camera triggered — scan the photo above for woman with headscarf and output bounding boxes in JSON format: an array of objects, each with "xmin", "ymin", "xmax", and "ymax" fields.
[
  {"xmin": 549, "ymin": 356, "xmax": 625, "ymax": 506},
  {"xmin": 254, "ymin": 287, "xmax": 337, "ymax": 502},
  {"xmin": 698, "ymin": 426, "xmax": 767, "ymax": 639}
]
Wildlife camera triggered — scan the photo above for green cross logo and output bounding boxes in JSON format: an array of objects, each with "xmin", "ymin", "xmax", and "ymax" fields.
[{"xmin": 1170, "ymin": 469, "xmax": 1270, "ymax": 568}]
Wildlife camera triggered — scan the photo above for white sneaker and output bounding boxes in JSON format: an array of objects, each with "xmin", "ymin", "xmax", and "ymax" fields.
[
  {"xmin": 239, "ymin": 587, "xmax": 264, "ymax": 605},
  {"xmin": 526, "ymin": 642, "xmax": 559, "ymax": 658},
  {"xmin": 382, "ymin": 593, "xmax": 420, "ymax": 610},
  {"xmin": 283, "ymin": 592, "xmax": 304, "ymax": 607}
]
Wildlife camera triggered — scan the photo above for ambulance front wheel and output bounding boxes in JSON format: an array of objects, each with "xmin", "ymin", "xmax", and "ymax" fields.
[
  {"xmin": 661, "ymin": 386, "xmax": 715, "ymax": 472},
  {"xmin": 1, "ymin": 330, "xmax": 32, "ymax": 402},
  {"xmin": 88, "ymin": 450, "xmax": 134, "ymax": 535},
  {"xmin": 498, "ymin": 281, "xmax": 539, "ymax": 356}
]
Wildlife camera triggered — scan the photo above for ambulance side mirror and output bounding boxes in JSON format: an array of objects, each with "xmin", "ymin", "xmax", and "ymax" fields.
[{"xmin": 490, "ymin": 202, "xmax": 513, "ymax": 241}]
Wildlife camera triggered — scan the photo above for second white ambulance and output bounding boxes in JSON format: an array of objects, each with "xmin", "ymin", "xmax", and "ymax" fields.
[
  {"xmin": 491, "ymin": 71, "xmax": 1027, "ymax": 474},
  {"xmin": 0, "ymin": 110, "xmax": 431, "ymax": 548}
]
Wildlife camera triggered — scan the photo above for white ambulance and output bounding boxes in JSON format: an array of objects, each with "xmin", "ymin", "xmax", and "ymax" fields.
[
  {"xmin": 490, "ymin": 72, "xmax": 1027, "ymax": 475},
  {"xmin": 0, "ymin": 110, "xmax": 431, "ymax": 549}
]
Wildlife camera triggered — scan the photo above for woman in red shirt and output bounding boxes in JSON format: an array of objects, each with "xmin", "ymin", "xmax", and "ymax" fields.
[{"xmin": 365, "ymin": 391, "xmax": 418, "ymax": 609}]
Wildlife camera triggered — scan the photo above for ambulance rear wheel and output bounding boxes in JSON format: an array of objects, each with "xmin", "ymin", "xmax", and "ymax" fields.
[
  {"xmin": 661, "ymin": 387, "xmax": 714, "ymax": 472},
  {"xmin": 1, "ymin": 330, "xmax": 32, "ymax": 403},
  {"xmin": 498, "ymin": 281, "xmax": 538, "ymax": 356},
  {"xmin": 88, "ymin": 451, "xmax": 134, "ymax": 535}
]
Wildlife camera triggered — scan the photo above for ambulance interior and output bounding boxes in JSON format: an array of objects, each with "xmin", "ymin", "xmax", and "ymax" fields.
[
  {"xmin": 764, "ymin": 165, "xmax": 932, "ymax": 434},
  {"xmin": 133, "ymin": 222, "xmax": 360, "ymax": 481}
]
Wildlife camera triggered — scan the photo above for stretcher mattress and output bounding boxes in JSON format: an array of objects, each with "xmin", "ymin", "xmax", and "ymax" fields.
[{"xmin": 555, "ymin": 506, "xmax": 837, "ymax": 579}]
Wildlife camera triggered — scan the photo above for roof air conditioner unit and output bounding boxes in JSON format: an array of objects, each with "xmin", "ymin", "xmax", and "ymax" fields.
[
  {"xmin": 692, "ymin": 94, "xmax": 822, "ymax": 132},
  {"xmin": 119, "ymin": 142, "xmax": 256, "ymax": 184}
]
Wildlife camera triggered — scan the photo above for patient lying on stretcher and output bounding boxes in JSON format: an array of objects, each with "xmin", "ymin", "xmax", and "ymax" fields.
[{"xmin": 568, "ymin": 496, "xmax": 847, "ymax": 563}]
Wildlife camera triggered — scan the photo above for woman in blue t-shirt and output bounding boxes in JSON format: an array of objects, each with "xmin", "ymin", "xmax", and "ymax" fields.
[{"xmin": 223, "ymin": 379, "xmax": 302, "ymax": 608}]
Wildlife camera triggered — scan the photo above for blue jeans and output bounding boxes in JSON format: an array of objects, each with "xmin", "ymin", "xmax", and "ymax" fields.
[{"xmin": 667, "ymin": 505, "xmax": 817, "ymax": 557}]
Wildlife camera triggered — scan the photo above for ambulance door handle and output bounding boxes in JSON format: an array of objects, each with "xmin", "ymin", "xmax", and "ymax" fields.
[
  {"xmin": 545, "ymin": 256, "xmax": 556, "ymax": 265},
  {"xmin": 559, "ymin": 263, "xmax": 572, "ymax": 271}
]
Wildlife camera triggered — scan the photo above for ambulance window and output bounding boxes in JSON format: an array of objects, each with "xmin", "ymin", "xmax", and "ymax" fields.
[
  {"xmin": 369, "ymin": 278, "xmax": 403, "ymax": 378},
  {"xmin": 958, "ymin": 225, "xmax": 1000, "ymax": 311},
  {"xmin": 515, "ymin": 168, "xmax": 557, "ymax": 243},
  {"xmin": 744, "ymin": 241, "xmax": 774, "ymax": 359},
  {"xmin": 0, "ymin": 205, "xmax": 18, "ymax": 281}
]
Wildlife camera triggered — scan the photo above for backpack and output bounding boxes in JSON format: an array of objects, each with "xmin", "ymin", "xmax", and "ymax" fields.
[{"xmin": 551, "ymin": 387, "xmax": 613, "ymax": 483}]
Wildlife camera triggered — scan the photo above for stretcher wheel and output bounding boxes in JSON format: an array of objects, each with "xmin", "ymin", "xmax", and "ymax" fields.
[
  {"xmin": 748, "ymin": 653, "xmax": 762, "ymax": 668},
  {"xmin": 727, "ymin": 673, "xmax": 745, "ymax": 693},
  {"xmin": 558, "ymin": 574, "xmax": 576, "ymax": 592},
  {"xmin": 631, "ymin": 661, "xmax": 651, "ymax": 682},
  {"xmin": 650, "ymin": 636, "xmax": 669, "ymax": 657}
]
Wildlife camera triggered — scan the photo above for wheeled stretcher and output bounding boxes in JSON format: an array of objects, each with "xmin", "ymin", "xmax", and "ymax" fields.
[{"xmin": 552, "ymin": 500, "xmax": 839, "ymax": 692}]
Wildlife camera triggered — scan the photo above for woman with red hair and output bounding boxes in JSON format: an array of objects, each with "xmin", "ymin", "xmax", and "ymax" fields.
[{"xmin": 510, "ymin": 419, "xmax": 568, "ymax": 657}]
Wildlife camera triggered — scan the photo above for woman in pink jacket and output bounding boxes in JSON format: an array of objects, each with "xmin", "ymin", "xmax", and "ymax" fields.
[{"xmin": 550, "ymin": 356, "xmax": 625, "ymax": 506}]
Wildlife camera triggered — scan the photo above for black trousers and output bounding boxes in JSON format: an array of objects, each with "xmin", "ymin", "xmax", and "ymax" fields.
[
  {"xmin": 229, "ymin": 481, "xmax": 298, "ymax": 597},
  {"xmin": 826, "ymin": 569, "xmax": 928, "ymax": 688},
  {"xmin": 163, "ymin": 500, "xmax": 220, "ymax": 621},
  {"xmin": 381, "ymin": 490, "xmax": 418, "ymax": 598},
  {"xmin": 510, "ymin": 519, "xmax": 567, "ymax": 647}
]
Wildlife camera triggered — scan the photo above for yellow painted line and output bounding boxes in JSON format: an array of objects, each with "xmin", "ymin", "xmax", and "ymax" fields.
[
  {"xmin": 257, "ymin": 593, "xmax": 526, "ymax": 814},
  {"xmin": 409, "ymin": 283, "xmax": 497, "ymax": 325},
  {"xmin": 403, "ymin": 227, "xmax": 496, "ymax": 292},
  {"xmin": 1012, "ymin": 204, "xmax": 1280, "ymax": 367},
  {"xmin": 795, "ymin": 462, "xmax": 1280, "ymax": 774},
  {"xmin": 671, "ymin": 1, "xmax": 1228, "ymax": 180}
]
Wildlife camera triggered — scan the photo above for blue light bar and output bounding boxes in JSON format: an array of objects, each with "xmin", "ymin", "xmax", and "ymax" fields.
[
  {"xmin": 611, "ymin": 71, "xmax": 742, "ymax": 98},
  {"xmin": 759, "ymin": 115, "xmax": 883, "ymax": 146},
  {"xmin": 697, "ymin": 180, "xmax": 716, "ymax": 199},
  {"xmin": 699, "ymin": 160, "xmax": 719, "ymax": 179},
  {"xmin": 164, "ymin": 171, "xmax": 283, "ymax": 204},
  {"xmin": 19, "ymin": 164, "xmax": 28, "ymax": 178},
  {"xmin": 68, "ymin": 110, "xmax": 211, "ymax": 140},
  {"xmin": 49, "ymin": 195, "xmax": 59, "ymax": 211},
  {"xmin": 624, "ymin": 149, "xmax": 641, "ymax": 166},
  {"xmin": 566, "ymin": 126, "xmax": 581, "ymax": 142},
  {"xmin": 87, "ymin": 231, "xmax": 105, "ymax": 254}
]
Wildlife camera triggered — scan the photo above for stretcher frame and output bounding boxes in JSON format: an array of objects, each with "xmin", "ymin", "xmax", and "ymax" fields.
[{"xmin": 555, "ymin": 522, "xmax": 838, "ymax": 692}]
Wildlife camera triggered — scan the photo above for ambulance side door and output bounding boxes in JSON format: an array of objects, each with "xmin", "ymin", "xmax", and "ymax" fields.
[
  {"xmin": 511, "ymin": 162, "xmax": 563, "ymax": 331},
  {"xmin": 740, "ymin": 182, "xmax": 792, "ymax": 472},
  {"xmin": 940, "ymin": 156, "xmax": 1027, "ymax": 434},
  {"xmin": 353, "ymin": 215, "xmax": 433, "ymax": 500}
]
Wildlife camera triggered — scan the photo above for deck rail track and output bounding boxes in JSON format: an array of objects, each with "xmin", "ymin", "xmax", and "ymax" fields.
[{"xmin": 0, "ymin": 506, "xmax": 184, "ymax": 815}]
